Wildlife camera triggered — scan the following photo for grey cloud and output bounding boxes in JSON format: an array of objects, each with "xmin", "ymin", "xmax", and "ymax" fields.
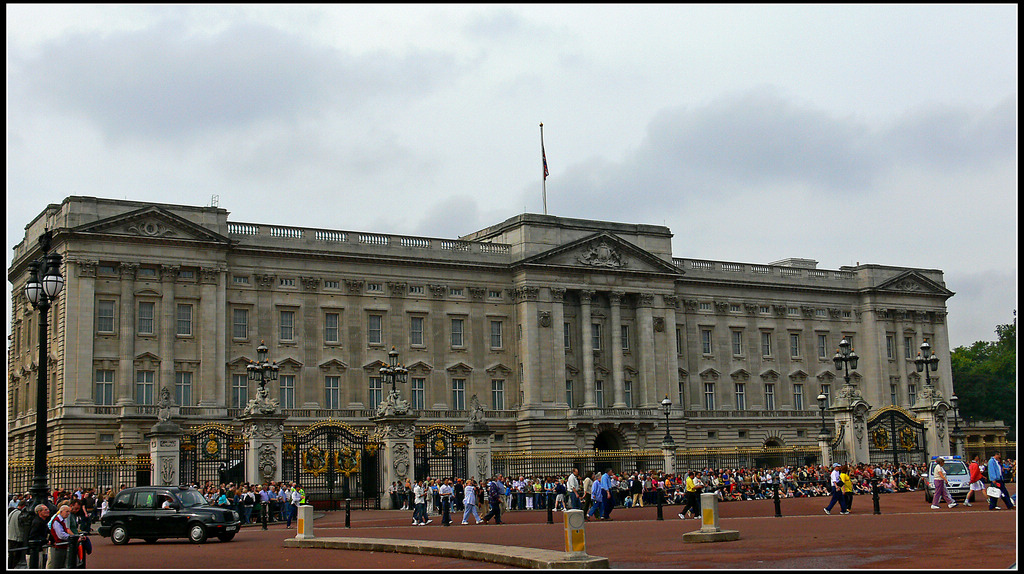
[
  {"xmin": 533, "ymin": 89, "xmax": 1016, "ymax": 223},
  {"xmin": 14, "ymin": 20, "xmax": 461, "ymax": 140}
]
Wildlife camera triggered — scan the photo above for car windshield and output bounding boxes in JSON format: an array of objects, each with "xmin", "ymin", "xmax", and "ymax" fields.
[
  {"xmin": 933, "ymin": 462, "xmax": 968, "ymax": 476},
  {"xmin": 176, "ymin": 490, "xmax": 209, "ymax": 507}
]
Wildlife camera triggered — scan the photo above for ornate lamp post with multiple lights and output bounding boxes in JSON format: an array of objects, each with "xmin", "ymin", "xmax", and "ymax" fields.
[
  {"xmin": 23, "ymin": 230, "xmax": 64, "ymax": 513},
  {"xmin": 660, "ymin": 395, "xmax": 674, "ymax": 446}
]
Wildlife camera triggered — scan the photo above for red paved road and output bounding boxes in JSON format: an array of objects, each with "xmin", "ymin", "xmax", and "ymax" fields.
[{"xmin": 87, "ymin": 488, "xmax": 1017, "ymax": 569}]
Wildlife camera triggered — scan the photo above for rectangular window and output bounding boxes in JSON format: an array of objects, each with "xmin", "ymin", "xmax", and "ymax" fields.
[
  {"xmin": 233, "ymin": 308, "xmax": 248, "ymax": 339},
  {"xmin": 231, "ymin": 374, "xmax": 248, "ymax": 408},
  {"xmin": 449, "ymin": 287, "xmax": 463, "ymax": 297},
  {"xmin": 410, "ymin": 316, "xmax": 424, "ymax": 347},
  {"xmin": 732, "ymin": 331, "xmax": 743, "ymax": 356},
  {"xmin": 411, "ymin": 378, "xmax": 425, "ymax": 410},
  {"xmin": 765, "ymin": 383, "xmax": 776, "ymax": 410},
  {"xmin": 592, "ymin": 323, "xmax": 602, "ymax": 350},
  {"xmin": 368, "ymin": 314, "xmax": 383, "ymax": 345},
  {"xmin": 409, "ymin": 285, "xmax": 424, "ymax": 295},
  {"xmin": 97, "ymin": 300, "xmax": 116, "ymax": 333},
  {"xmin": 564, "ymin": 323, "xmax": 571, "ymax": 349},
  {"xmin": 624, "ymin": 380, "xmax": 633, "ymax": 408},
  {"xmin": 369, "ymin": 376, "xmax": 383, "ymax": 409},
  {"xmin": 279, "ymin": 278, "xmax": 295, "ymax": 287},
  {"xmin": 886, "ymin": 335, "xmax": 896, "ymax": 359},
  {"xmin": 325, "ymin": 376, "xmax": 341, "ymax": 409},
  {"xmin": 908, "ymin": 383, "xmax": 917, "ymax": 405},
  {"xmin": 794, "ymin": 384, "xmax": 804, "ymax": 410},
  {"xmin": 678, "ymin": 381, "xmax": 685, "ymax": 406},
  {"xmin": 325, "ymin": 312, "xmax": 340, "ymax": 343},
  {"xmin": 174, "ymin": 371, "xmax": 192, "ymax": 406},
  {"xmin": 699, "ymin": 301, "xmax": 712, "ymax": 311},
  {"xmin": 176, "ymin": 303, "xmax": 192, "ymax": 336},
  {"xmin": 818, "ymin": 334, "xmax": 829, "ymax": 359},
  {"xmin": 451, "ymin": 379, "xmax": 466, "ymax": 410},
  {"xmin": 621, "ymin": 325, "xmax": 630, "ymax": 351},
  {"xmin": 96, "ymin": 370, "xmax": 114, "ymax": 405},
  {"xmin": 451, "ymin": 318, "xmax": 465, "ymax": 347},
  {"xmin": 178, "ymin": 269, "xmax": 194, "ymax": 279},
  {"xmin": 821, "ymin": 384, "xmax": 831, "ymax": 406},
  {"xmin": 704, "ymin": 383, "xmax": 715, "ymax": 410},
  {"xmin": 491, "ymin": 379, "xmax": 505, "ymax": 410},
  {"xmin": 280, "ymin": 375, "xmax": 295, "ymax": 409},
  {"xmin": 488, "ymin": 290, "xmax": 502, "ymax": 299},
  {"xmin": 790, "ymin": 333, "xmax": 801, "ymax": 358},
  {"xmin": 490, "ymin": 320, "xmax": 503, "ymax": 349},
  {"xmin": 135, "ymin": 370, "xmax": 155, "ymax": 405},
  {"xmin": 137, "ymin": 302, "xmax": 155, "ymax": 335},
  {"xmin": 367, "ymin": 282, "xmax": 383, "ymax": 293},
  {"xmin": 761, "ymin": 332, "xmax": 773, "ymax": 357},
  {"xmin": 595, "ymin": 380, "xmax": 604, "ymax": 408},
  {"xmin": 904, "ymin": 336, "xmax": 914, "ymax": 359},
  {"xmin": 735, "ymin": 383, "xmax": 746, "ymax": 410},
  {"xmin": 324, "ymin": 280, "xmax": 340, "ymax": 290},
  {"xmin": 233, "ymin": 275, "xmax": 249, "ymax": 285},
  {"xmin": 676, "ymin": 328, "xmax": 682, "ymax": 354},
  {"xmin": 890, "ymin": 384, "xmax": 898, "ymax": 405},
  {"xmin": 701, "ymin": 329, "xmax": 713, "ymax": 354},
  {"xmin": 280, "ymin": 310, "xmax": 295, "ymax": 341},
  {"xmin": 565, "ymin": 380, "xmax": 574, "ymax": 407}
]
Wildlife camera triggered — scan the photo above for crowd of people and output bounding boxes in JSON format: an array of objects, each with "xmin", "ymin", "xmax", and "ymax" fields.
[{"xmin": 7, "ymin": 454, "xmax": 1016, "ymax": 566}]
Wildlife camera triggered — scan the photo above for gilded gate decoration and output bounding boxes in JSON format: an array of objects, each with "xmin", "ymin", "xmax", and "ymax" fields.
[
  {"xmin": 867, "ymin": 406, "xmax": 927, "ymax": 466},
  {"xmin": 180, "ymin": 423, "xmax": 247, "ymax": 486},
  {"xmin": 282, "ymin": 420, "xmax": 382, "ymax": 510},
  {"xmin": 414, "ymin": 424, "xmax": 468, "ymax": 481}
]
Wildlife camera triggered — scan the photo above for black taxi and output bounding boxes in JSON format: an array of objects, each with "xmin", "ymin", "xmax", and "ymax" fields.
[{"xmin": 98, "ymin": 486, "xmax": 241, "ymax": 544}]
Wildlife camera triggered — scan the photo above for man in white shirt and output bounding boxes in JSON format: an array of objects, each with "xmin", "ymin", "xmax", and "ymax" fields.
[
  {"xmin": 823, "ymin": 463, "xmax": 849, "ymax": 515},
  {"xmin": 439, "ymin": 478, "xmax": 454, "ymax": 526},
  {"xmin": 412, "ymin": 479, "xmax": 431, "ymax": 525},
  {"xmin": 566, "ymin": 469, "xmax": 581, "ymax": 510}
]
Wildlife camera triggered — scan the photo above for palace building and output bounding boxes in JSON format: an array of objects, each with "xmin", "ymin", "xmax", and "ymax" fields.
[{"xmin": 8, "ymin": 196, "xmax": 956, "ymax": 460}]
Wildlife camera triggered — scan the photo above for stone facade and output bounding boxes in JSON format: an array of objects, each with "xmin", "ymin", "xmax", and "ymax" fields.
[{"xmin": 8, "ymin": 197, "xmax": 956, "ymax": 459}]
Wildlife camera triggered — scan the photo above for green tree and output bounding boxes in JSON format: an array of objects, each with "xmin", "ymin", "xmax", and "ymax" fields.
[{"xmin": 951, "ymin": 321, "xmax": 1016, "ymax": 439}]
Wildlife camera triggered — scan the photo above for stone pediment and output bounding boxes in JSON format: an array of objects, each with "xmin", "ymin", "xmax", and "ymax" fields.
[
  {"xmin": 730, "ymin": 369, "xmax": 751, "ymax": 381},
  {"xmin": 406, "ymin": 361, "xmax": 434, "ymax": 374},
  {"xmin": 485, "ymin": 363, "xmax": 513, "ymax": 376},
  {"xmin": 320, "ymin": 358, "xmax": 349, "ymax": 371},
  {"xmin": 874, "ymin": 271, "xmax": 954, "ymax": 297},
  {"xmin": 73, "ymin": 205, "xmax": 231, "ymax": 244},
  {"xmin": 228, "ymin": 355, "xmax": 254, "ymax": 367},
  {"xmin": 519, "ymin": 232, "xmax": 683, "ymax": 276}
]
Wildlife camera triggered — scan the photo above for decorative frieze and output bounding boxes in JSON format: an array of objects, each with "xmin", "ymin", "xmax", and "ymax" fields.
[
  {"xmin": 345, "ymin": 279, "xmax": 365, "ymax": 294},
  {"xmin": 428, "ymin": 284, "xmax": 447, "ymax": 298},
  {"xmin": 200, "ymin": 267, "xmax": 220, "ymax": 284},
  {"xmin": 256, "ymin": 274, "xmax": 275, "ymax": 288},
  {"xmin": 300, "ymin": 276, "xmax": 320, "ymax": 292},
  {"xmin": 387, "ymin": 281, "xmax": 407, "ymax": 296}
]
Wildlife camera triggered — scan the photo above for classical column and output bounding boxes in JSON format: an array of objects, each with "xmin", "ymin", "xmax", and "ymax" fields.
[
  {"xmin": 198, "ymin": 267, "xmax": 222, "ymax": 407},
  {"xmin": 662, "ymin": 295, "xmax": 680, "ymax": 406},
  {"xmin": 67, "ymin": 259, "xmax": 97, "ymax": 405},
  {"xmin": 580, "ymin": 290, "xmax": 597, "ymax": 408},
  {"xmin": 116, "ymin": 263, "xmax": 138, "ymax": 405},
  {"xmin": 609, "ymin": 291, "xmax": 626, "ymax": 408},
  {"xmin": 551, "ymin": 288, "xmax": 568, "ymax": 407},
  {"xmin": 159, "ymin": 265, "xmax": 178, "ymax": 405},
  {"xmin": 637, "ymin": 293, "xmax": 656, "ymax": 408}
]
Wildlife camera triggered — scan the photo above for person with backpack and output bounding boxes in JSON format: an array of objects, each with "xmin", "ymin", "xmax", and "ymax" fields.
[{"xmin": 482, "ymin": 475, "xmax": 505, "ymax": 525}]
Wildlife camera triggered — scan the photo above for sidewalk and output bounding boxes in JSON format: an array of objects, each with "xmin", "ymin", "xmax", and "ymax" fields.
[{"xmin": 85, "ymin": 488, "xmax": 1018, "ymax": 569}]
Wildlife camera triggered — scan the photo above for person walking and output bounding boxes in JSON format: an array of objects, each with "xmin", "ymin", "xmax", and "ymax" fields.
[
  {"xmin": 841, "ymin": 465, "xmax": 855, "ymax": 512},
  {"xmin": 412, "ymin": 479, "xmax": 431, "ymax": 526},
  {"xmin": 824, "ymin": 463, "xmax": 849, "ymax": 515},
  {"xmin": 965, "ymin": 455, "xmax": 984, "ymax": 506},
  {"xmin": 589, "ymin": 471, "xmax": 605, "ymax": 520},
  {"xmin": 679, "ymin": 471, "xmax": 699, "ymax": 519},
  {"xmin": 462, "ymin": 479, "xmax": 482, "ymax": 525},
  {"xmin": 930, "ymin": 457, "xmax": 958, "ymax": 509},
  {"xmin": 439, "ymin": 478, "xmax": 454, "ymax": 526},
  {"xmin": 582, "ymin": 471, "xmax": 595, "ymax": 519},
  {"xmin": 566, "ymin": 469, "xmax": 581, "ymax": 510},
  {"xmin": 987, "ymin": 452, "xmax": 1015, "ymax": 510},
  {"xmin": 482, "ymin": 475, "xmax": 504, "ymax": 525}
]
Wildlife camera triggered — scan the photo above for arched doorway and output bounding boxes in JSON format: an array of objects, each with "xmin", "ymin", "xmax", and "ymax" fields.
[{"xmin": 593, "ymin": 430, "xmax": 626, "ymax": 475}]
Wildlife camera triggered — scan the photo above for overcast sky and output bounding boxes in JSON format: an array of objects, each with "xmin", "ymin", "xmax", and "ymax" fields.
[{"xmin": 6, "ymin": 4, "xmax": 1017, "ymax": 349}]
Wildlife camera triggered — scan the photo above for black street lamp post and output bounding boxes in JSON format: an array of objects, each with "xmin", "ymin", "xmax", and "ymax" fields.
[
  {"xmin": 661, "ymin": 396, "xmax": 674, "ymax": 445},
  {"xmin": 379, "ymin": 347, "xmax": 408, "ymax": 395},
  {"xmin": 23, "ymin": 230, "xmax": 64, "ymax": 514},
  {"xmin": 832, "ymin": 337, "xmax": 859, "ymax": 388},
  {"xmin": 817, "ymin": 393, "xmax": 829, "ymax": 436},
  {"xmin": 913, "ymin": 340, "xmax": 939, "ymax": 389},
  {"xmin": 246, "ymin": 340, "xmax": 280, "ymax": 396}
]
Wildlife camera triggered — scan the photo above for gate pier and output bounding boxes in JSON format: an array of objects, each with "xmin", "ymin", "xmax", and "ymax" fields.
[
  {"xmin": 240, "ymin": 413, "xmax": 287, "ymax": 484},
  {"xmin": 372, "ymin": 413, "xmax": 418, "ymax": 509}
]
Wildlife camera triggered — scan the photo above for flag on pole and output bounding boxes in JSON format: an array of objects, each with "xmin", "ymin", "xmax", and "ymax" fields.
[{"xmin": 541, "ymin": 122, "xmax": 549, "ymax": 180}]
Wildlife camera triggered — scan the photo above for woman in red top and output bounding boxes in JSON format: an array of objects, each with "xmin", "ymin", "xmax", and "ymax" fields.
[{"xmin": 965, "ymin": 455, "xmax": 985, "ymax": 506}]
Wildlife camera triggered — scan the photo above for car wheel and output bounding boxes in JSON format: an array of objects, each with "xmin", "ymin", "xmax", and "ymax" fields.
[
  {"xmin": 111, "ymin": 524, "xmax": 130, "ymax": 545},
  {"xmin": 217, "ymin": 532, "xmax": 235, "ymax": 542},
  {"xmin": 188, "ymin": 523, "xmax": 207, "ymax": 544}
]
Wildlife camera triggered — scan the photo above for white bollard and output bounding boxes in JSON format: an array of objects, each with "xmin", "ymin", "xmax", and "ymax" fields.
[
  {"xmin": 294, "ymin": 504, "xmax": 315, "ymax": 540},
  {"xmin": 682, "ymin": 493, "xmax": 739, "ymax": 543}
]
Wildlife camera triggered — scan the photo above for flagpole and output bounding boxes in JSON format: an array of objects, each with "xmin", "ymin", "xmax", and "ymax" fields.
[{"xmin": 540, "ymin": 122, "xmax": 547, "ymax": 215}]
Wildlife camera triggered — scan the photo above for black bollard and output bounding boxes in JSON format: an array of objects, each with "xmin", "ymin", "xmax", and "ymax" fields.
[
  {"xmin": 66, "ymin": 535, "xmax": 80, "ymax": 568},
  {"xmin": 547, "ymin": 491, "xmax": 554, "ymax": 524},
  {"xmin": 871, "ymin": 478, "xmax": 881, "ymax": 515},
  {"xmin": 345, "ymin": 498, "xmax": 352, "ymax": 528},
  {"xmin": 656, "ymin": 489, "xmax": 664, "ymax": 521},
  {"xmin": 773, "ymin": 482, "xmax": 782, "ymax": 517},
  {"xmin": 28, "ymin": 540, "xmax": 40, "ymax": 570}
]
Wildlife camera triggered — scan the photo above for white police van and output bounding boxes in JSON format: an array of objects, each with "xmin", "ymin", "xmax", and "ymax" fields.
[{"xmin": 922, "ymin": 455, "xmax": 970, "ymax": 503}]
